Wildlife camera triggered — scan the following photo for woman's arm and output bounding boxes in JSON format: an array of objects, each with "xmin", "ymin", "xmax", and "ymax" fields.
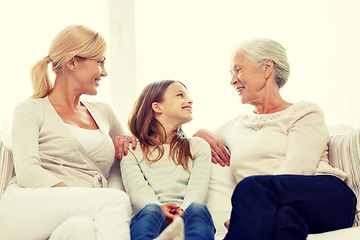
[
  {"xmin": 181, "ymin": 138, "xmax": 212, "ymax": 210},
  {"xmin": 11, "ymin": 100, "xmax": 62, "ymax": 188},
  {"xmin": 275, "ymin": 104, "xmax": 329, "ymax": 175},
  {"xmin": 193, "ymin": 129, "xmax": 230, "ymax": 167},
  {"xmin": 106, "ymin": 103, "xmax": 138, "ymax": 159}
]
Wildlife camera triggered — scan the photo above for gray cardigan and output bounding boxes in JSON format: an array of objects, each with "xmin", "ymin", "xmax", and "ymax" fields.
[{"xmin": 11, "ymin": 97, "xmax": 126, "ymax": 188}]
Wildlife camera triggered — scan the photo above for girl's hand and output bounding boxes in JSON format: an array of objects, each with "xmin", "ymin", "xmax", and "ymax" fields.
[
  {"xmin": 113, "ymin": 135, "xmax": 138, "ymax": 160},
  {"xmin": 161, "ymin": 203, "xmax": 181, "ymax": 225},
  {"xmin": 193, "ymin": 129, "xmax": 230, "ymax": 167}
]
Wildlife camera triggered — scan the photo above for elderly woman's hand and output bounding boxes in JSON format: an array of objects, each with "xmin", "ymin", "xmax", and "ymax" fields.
[
  {"xmin": 113, "ymin": 135, "xmax": 138, "ymax": 160},
  {"xmin": 193, "ymin": 129, "xmax": 230, "ymax": 167}
]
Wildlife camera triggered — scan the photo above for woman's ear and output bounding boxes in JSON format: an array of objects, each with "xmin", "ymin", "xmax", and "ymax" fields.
[
  {"xmin": 65, "ymin": 57, "xmax": 76, "ymax": 71},
  {"xmin": 152, "ymin": 102, "xmax": 163, "ymax": 114},
  {"xmin": 264, "ymin": 59, "xmax": 274, "ymax": 79}
]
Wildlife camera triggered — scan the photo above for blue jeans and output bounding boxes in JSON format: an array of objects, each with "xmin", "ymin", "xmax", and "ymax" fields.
[
  {"xmin": 130, "ymin": 202, "xmax": 215, "ymax": 240},
  {"xmin": 224, "ymin": 175, "xmax": 357, "ymax": 240}
]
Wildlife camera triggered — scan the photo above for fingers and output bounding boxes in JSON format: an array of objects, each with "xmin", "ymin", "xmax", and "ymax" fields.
[
  {"xmin": 211, "ymin": 143, "xmax": 230, "ymax": 167},
  {"xmin": 129, "ymin": 136, "xmax": 138, "ymax": 150},
  {"xmin": 164, "ymin": 202, "xmax": 180, "ymax": 209},
  {"xmin": 174, "ymin": 208, "xmax": 184, "ymax": 217},
  {"xmin": 195, "ymin": 129, "xmax": 231, "ymax": 167},
  {"xmin": 161, "ymin": 203, "xmax": 178, "ymax": 221},
  {"xmin": 113, "ymin": 135, "xmax": 138, "ymax": 160},
  {"xmin": 224, "ymin": 219, "xmax": 230, "ymax": 230}
]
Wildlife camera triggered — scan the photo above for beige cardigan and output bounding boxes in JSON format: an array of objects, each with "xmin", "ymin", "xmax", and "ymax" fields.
[{"xmin": 11, "ymin": 97, "xmax": 126, "ymax": 188}]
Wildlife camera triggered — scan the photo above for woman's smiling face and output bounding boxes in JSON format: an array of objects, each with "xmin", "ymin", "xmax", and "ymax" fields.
[{"xmin": 230, "ymin": 53, "xmax": 267, "ymax": 105}]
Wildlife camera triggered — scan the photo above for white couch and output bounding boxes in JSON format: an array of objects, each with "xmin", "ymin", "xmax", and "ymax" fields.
[{"xmin": 1, "ymin": 125, "xmax": 360, "ymax": 239}]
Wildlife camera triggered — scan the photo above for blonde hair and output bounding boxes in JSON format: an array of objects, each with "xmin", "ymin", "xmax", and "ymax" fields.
[
  {"xmin": 235, "ymin": 38, "xmax": 290, "ymax": 88},
  {"xmin": 30, "ymin": 25, "xmax": 107, "ymax": 98}
]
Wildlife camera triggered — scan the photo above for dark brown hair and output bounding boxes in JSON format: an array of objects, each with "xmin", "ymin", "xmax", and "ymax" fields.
[{"xmin": 128, "ymin": 80, "xmax": 193, "ymax": 170}]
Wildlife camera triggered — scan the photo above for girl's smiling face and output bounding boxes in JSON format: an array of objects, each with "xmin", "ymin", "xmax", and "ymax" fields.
[{"xmin": 154, "ymin": 82, "xmax": 193, "ymax": 126}]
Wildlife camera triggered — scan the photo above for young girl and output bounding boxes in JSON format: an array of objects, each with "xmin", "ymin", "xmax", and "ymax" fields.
[{"xmin": 120, "ymin": 80, "xmax": 215, "ymax": 240}]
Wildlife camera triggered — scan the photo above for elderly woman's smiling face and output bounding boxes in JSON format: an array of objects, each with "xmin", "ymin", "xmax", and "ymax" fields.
[{"xmin": 230, "ymin": 53, "xmax": 267, "ymax": 105}]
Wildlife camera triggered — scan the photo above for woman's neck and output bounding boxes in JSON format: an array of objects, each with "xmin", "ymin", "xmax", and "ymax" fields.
[
  {"xmin": 252, "ymin": 89, "xmax": 292, "ymax": 114},
  {"xmin": 49, "ymin": 77, "xmax": 82, "ymax": 111}
]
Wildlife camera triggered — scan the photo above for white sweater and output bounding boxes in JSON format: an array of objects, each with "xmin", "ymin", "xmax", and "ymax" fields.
[
  {"xmin": 120, "ymin": 137, "xmax": 211, "ymax": 212},
  {"xmin": 11, "ymin": 96, "xmax": 127, "ymax": 188},
  {"xmin": 215, "ymin": 101, "xmax": 347, "ymax": 183}
]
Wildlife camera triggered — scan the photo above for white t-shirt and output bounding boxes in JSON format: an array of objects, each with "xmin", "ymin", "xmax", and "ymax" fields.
[{"xmin": 66, "ymin": 124, "xmax": 103, "ymax": 152}]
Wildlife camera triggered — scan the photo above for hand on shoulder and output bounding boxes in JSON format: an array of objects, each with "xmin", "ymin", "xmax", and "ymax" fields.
[
  {"xmin": 113, "ymin": 135, "xmax": 138, "ymax": 160},
  {"xmin": 193, "ymin": 129, "xmax": 230, "ymax": 167}
]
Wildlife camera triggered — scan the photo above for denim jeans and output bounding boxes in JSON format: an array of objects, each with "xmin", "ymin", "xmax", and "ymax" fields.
[
  {"xmin": 224, "ymin": 175, "xmax": 357, "ymax": 240},
  {"xmin": 130, "ymin": 201, "xmax": 215, "ymax": 240}
]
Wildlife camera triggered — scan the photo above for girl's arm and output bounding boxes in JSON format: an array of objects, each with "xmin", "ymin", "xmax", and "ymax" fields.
[
  {"xmin": 120, "ymin": 150, "xmax": 160, "ymax": 212},
  {"xmin": 181, "ymin": 137, "xmax": 212, "ymax": 210}
]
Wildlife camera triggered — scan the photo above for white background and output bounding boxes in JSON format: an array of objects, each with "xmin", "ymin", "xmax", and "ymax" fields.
[{"xmin": 1, "ymin": 0, "xmax": 360, "ymax": 136}]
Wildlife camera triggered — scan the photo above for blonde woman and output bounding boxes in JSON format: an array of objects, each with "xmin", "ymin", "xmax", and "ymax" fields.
[{"xmin": 0, "ymin": 25, "xmax": 133, "ymax": 240}]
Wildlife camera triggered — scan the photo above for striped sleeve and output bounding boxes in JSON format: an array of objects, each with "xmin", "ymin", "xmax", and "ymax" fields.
[
  {"xmin": 120, "ymin": 150, "xmax": 160, "ymax": 212},
  {"xmin": 181, "ymin": 137, "xmax": 212, "ymax": 209}
]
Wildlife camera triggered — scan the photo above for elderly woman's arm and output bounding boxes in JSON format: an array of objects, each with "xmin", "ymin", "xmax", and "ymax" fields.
[
  {"xmin": 275, "ymin": 103, "xmax": 329, "ymax": 175},
  {"xmin": 193, "ymin": 129, "xmax": 230, "ymax": 167}
]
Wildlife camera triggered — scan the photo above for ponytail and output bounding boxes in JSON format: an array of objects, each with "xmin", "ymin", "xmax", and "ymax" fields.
[
  {"xmin": 29, "ymin": 25, "xmax": 107, "ymax": 99},
  {"xmin": 30, "ymin": 56, "xmax": 52, "ymax": 98}
]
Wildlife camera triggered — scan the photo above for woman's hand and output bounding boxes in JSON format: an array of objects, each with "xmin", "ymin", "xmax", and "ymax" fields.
[
  {"xmin": 113, "ymin": 135, "xmax": 138, "ymax": 160},
  {"xmin": 52, "ymin": 182, "xmax": 68, "ymax": 187},
  {"xmin": 161, "ymin": 203, "xmax": 183, "ymax": 225},
  {"xmin": 193, "ymin": 129, "xmax": 230, "ymax": 167},
  {"xmin": 224, "ymin": 219, "xmax": 230, "ymax": 230}
]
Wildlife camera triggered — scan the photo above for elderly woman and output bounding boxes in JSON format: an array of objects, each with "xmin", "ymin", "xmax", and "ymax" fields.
[{"xmin": 194, "ymin": 38, "xmax": 357, "ymax": 240}]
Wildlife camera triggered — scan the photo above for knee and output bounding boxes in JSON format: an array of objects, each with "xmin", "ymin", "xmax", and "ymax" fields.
[
  {"xmin": 104, "ymin": 189, "xmax": 131, "ymax": 208},
  {"xmin": 232, "ymin": 176, "xmax": 274, "ymax": 202},
  {"xmin": 50, "ymin": 216, "xmax": 96, "ymax": 240},
  {"xmin": 98, "ymin": 189, "xmax": 132, "ymax": 218},
  {"xmin": 108, "ymin": 189, "xmax": 130, "ymax": 203},
  {"xmin": 187, "ymin": 201, "xmax": 207, "ymax": 212},
  {"xmin": 142, "ymin": 203, "xmax": 162, "ymax": 216},
  {"xmin": 63, "ymin": 215, "xmax": 95, "ymax": 230},
  {"xmin": 235, "ymin": 176, "xmax": 271, "ymax": 193},
  {"xmin": 185, "ymin": 201, "xmax": 211, "ymax": 217}
]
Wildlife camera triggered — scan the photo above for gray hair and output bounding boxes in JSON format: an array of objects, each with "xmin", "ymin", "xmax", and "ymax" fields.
[{"xmin": 235, "ymin": 38, "xmax": 290, "ymax": 88}]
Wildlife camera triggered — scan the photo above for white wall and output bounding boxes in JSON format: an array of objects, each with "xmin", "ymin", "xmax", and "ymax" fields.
[
  {"xmin": 0, "ymin": 0, "xmax": 110, "ymax": 131},
  {"xmin": 131, "ymin": 0, "xmax": 360, "ymax": 134},
  {"xmin": 1, "ymin": 0, "xmax": 360, "ymax": 135}
]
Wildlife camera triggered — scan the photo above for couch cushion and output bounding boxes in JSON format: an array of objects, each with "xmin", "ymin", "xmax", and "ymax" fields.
[
  {"xmin": 0, "ymin": 141, "xmax": 14, "ymax": 199},
  {"xmin": 206, "ymin": 163, "xmax": 237, "ymax": 234},
  {"xmin": 328, "ymin": 127, "xmax": 360, "ymax": 226}
]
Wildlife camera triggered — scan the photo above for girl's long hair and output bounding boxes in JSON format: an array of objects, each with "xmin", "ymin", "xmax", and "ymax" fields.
[{"xmin": 128, "ymin": 80, "xmax": 194, "ymax": 170}]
